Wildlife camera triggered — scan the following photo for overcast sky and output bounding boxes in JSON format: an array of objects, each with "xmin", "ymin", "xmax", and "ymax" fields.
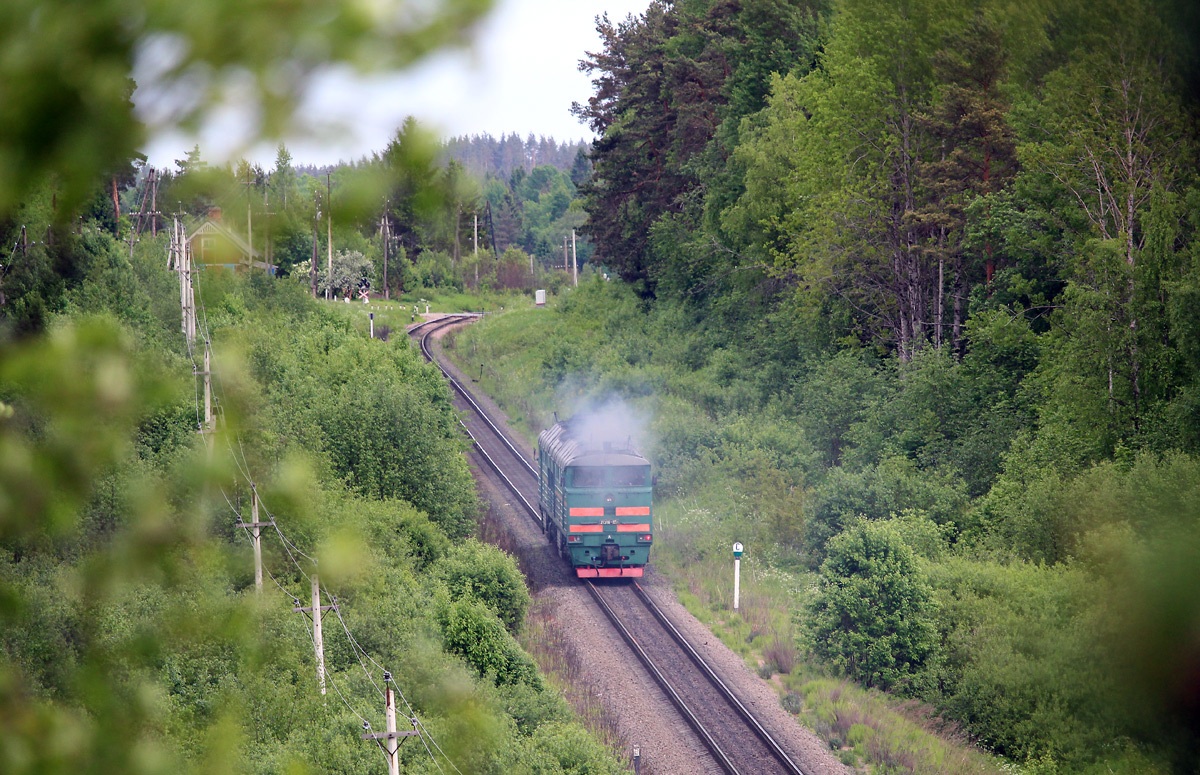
[{"xmin": 137, "ymin": 0, "xmax": 651, "ymax": 169}]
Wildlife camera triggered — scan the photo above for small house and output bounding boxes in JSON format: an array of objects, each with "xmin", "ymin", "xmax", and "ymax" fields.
[{"xmin": 187, "ymin": 208, "xmax": 274, "ymax": 274}]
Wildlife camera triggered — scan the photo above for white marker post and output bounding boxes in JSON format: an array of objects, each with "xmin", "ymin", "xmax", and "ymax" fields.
[{"xmin": 733, "ymin": 542, "xmax": 743, "ymax": 610}]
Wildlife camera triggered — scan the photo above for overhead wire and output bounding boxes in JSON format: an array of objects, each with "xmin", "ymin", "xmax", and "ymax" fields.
[
  {"xmin": 325, "ymin": 586, "xmax": 387, "ymax": 701},
  {"xmin": 229, "ymin": 492, "xmax": 383, "ymax": 751},
  {"xmin": 182, "ymin": 253, "xmax": 457, "ymax": 773}
]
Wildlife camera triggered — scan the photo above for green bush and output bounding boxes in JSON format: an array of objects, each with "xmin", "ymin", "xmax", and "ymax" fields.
[
  {"xmin": 807, "ymin": 519, "xmax": 939, "ymax": 692},
  {"xmin": 529, "ymin": 721, "xmax": 624, "ymax": 775},
  {"xmin": 441, "ymin": 598, "xmax": 540, "ymax": 687},
  {"xmin": 435, "ymin": 539, "xmax": 531, "ymax": 634}
]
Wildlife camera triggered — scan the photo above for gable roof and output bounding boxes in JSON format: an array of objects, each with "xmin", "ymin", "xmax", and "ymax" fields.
[{"xmin": 186, "ymin": 219, "xmax": 260, "ymax": 260}]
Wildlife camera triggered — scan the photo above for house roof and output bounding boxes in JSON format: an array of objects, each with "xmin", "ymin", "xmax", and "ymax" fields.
[{"xmin": 186, "ymin": 219, "xmax": 260, "ymax": 259}]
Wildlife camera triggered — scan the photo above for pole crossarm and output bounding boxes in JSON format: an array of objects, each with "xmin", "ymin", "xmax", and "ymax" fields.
[{"xmin": 360, "ymin": 730, "xmax": 420, "ymax": 740}]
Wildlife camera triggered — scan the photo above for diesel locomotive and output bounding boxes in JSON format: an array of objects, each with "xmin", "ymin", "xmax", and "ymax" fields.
[{"xmin": 537, "ymin": 419, "xmax": 653, "ymax": 578}]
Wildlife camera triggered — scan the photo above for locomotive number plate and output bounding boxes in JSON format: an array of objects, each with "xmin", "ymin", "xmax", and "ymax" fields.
[{"xmin": 600, "ymin": 519, "xmax": 618, "ymax": 525}]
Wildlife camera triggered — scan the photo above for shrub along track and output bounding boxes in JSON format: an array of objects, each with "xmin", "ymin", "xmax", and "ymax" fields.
[{"xmin": 411, "ymin": 315, "xmax": 848, "ymax": 775}]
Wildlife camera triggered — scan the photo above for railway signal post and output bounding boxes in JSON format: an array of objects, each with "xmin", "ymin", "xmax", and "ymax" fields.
[{"xmin": 733, "ymin": 542, "xmax": 743, "ymax": 610}]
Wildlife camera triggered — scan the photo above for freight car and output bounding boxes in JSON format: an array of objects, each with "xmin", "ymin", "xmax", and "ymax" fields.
[{"xmin": 537, "ymin": 419, "xmax": 653, "ymax": 578}]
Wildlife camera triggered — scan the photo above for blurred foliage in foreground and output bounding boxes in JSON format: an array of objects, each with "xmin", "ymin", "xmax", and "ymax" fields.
[
  {"xmin": 0, "ymin": 0, "xmax": 493, "ymax": 215},
  {"xmin": 0, "ymin": 226, "xmax": 622, "ymax": 773}
]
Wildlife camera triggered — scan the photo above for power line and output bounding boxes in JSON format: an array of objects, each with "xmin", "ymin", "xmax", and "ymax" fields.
[{"xmin": 184, "ymin": 256, "xmax": 460, "ymax": 773}]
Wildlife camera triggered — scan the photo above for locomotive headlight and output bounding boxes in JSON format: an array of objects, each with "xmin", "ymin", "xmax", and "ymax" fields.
[
  {"xmin": 604, "ymin": 493, "xmax": 615, "ymax": 503},
  {"xmin": 567, "ymin": 535, "xmax": 581, "ymax": 544}
]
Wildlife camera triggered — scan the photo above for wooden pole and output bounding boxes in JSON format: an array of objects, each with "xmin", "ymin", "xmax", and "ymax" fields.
[{"xmin": 239, "ymin": 488, "xmax": 273, "ymax": 596}]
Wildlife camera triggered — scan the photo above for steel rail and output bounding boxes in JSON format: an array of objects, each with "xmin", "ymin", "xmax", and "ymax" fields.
[
  {"xmin": 412, "ymin": 315, "xmax": 809, "ymax": 775},
  {"xmin": 585, "ymin": 580, "xmax": 740, "ymax": 775},
  {"xmin": 632, "ymin": 583, "xmax": 810, "ymax": 775},
  {"xmin": 414, "ymin": 316, "xmax": 538, "ymax": 478},
  {"xmin": 412, "ymin": 317, "xmax": 542, "ymax": 524}
]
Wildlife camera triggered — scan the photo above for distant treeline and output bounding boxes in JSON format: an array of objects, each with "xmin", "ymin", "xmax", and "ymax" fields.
[{"xmin": 441, "ymin": 133, "xmax": 588, "ymax": 179}]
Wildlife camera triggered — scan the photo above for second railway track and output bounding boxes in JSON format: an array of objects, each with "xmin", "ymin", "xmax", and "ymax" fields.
[{"xmin": 412, "ymin": 314, "xmax": 816, "ymax": 775}]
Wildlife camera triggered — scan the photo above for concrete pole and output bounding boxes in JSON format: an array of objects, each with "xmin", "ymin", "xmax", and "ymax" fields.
[
  {"xmin": 382, "ymin": 207, "xmax": 390, "ymax": 301},
  {"xmin": 247, "ymin": 166, "xmax": 253, "ymax": 257},
  {"xmin": 326, "ymin": 172, "xmax": 333, "ymax": 301},
  {"xmin": 385, "ymin": 684, "xmax": 400, "ymax": 775},
  {"xmin": 150, "ymin": 169, "xmax": 158, "ymax": 238},
  {"xmin": 572, "ymin": 229, "xmax": 578, "ymax": 286},
  {"xmin": 203, "ymin": 345, "xmax": 212, "ymax": 433},
  {"xmin": 312, "ymin": 573, "xmax": 326, "ymax": 695},
  {"xmin": 252, "ymin": 487, "xmax": 262, "ymax": 593}
]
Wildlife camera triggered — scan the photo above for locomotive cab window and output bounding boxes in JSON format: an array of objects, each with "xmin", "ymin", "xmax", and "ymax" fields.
[
  {"xmin": 571, "ymin": 467, "xmax": 605, "ymax": 487},
  {"xmin": 611, "ymin": 466, "xmax": 649, "ymax": 486}
]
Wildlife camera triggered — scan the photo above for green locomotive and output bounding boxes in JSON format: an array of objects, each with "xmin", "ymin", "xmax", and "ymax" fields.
[{"xmin": 537, "ymin": 419, "xmax": 653, "ymax": 578}]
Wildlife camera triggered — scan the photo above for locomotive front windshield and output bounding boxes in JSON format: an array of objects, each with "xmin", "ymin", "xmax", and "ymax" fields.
[
  {"xmin": 572, "ymin": 467, "xmax": 605, "ymax": 487},
  {"xmin": 570, "ymin": 466, "xmax": 650, "ymax": 487},
  {"xmin": 611, "ymin": 466, "xmax": 649, "ymax": 486}
]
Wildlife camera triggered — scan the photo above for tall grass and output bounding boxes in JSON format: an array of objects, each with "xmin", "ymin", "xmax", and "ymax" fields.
[
  {"xmin": 790, "ymin": 679, "xmax": 1004, "ymax": 774},
  {"xmin": 519, "ymin": 598, "xmax": 639, "ymax": 771}
]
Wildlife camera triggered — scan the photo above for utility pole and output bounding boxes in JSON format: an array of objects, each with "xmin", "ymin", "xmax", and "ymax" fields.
[
  {"xmin": 111, "ymin": 177, "xmax": 120, "ymax": 238},
  {"xmin": 238, "ymin": 485, "xmax": 274, "ymax": 594},
  {"xmin": 326, "ymin": 171, "xmax": 333, "ymax": 301},
  {"xmin": 572, "ymin": 229, "xmax": 578, "ymax": 287},
  {"xmin": 200, "ymin": 342, "xmax": 214, "ymax": 446},
  {"xmin": 150, "ymin": 168, "xmax": 158, "ymax": 238},
  {"xmin": 263, "ymin": 180, "xmax": 272, "ymax": 270},
  {"xmin": 473, "ymin": 213, "xmax": 478, "ymax": 256},
  {"xmin": 174, "ymin": 218, "xmax": 196, "ymax": 348},
  {"xmin": 382, "ymin": 202, "xmax": 390, "ymax": 301},
  {"xmin": 294, "ymin": 573, "xmax": 336, "ymax": 695},
  {"xmin": 384, "ymin": 681, "xmax": 401, "ymax": 775},
  {"xmin": 361, "ymin": 673, "xmax": 419, "ymax": 775},
  {"xmin": 245, "ymin": 165, "xmax": 253, "ymax": 257},
  {"xmin": 312, "ymin": 574, "xmax": 325, "ymax": 694},
  {"xmin": 311, "ymin": 196, "xmax": 319, "ymax": 299}
]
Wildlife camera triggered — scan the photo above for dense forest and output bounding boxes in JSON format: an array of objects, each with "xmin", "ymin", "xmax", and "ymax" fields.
[
  {"xmin": 441, "ymin": 133, "xmax": 589, "ymax": 180},
  {"xmin": 445, "ymin": 0, "xmax": 1200, "ymax": 772}
]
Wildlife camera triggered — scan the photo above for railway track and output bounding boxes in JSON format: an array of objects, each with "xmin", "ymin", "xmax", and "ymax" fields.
[{"xmin": 411, "ymin": 315, "xmax": 812, "ymax": 775}]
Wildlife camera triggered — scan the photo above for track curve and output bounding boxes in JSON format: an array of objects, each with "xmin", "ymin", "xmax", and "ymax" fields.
[{"xmin": 411, "ymin": 315, "xmax": 819, "ymax": 775}]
